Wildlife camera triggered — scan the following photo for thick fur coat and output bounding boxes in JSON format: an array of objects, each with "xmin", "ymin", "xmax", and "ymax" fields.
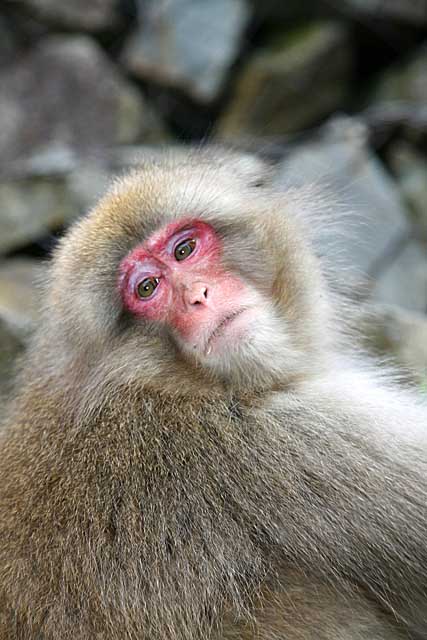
[{"xmin": 0, "ymin": 149, "xmax": 426, "ymax": 639}]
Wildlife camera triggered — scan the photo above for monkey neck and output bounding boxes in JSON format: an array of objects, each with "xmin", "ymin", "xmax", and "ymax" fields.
[
  {"xmin": 19, "ymin": 330, "xmax": 333, "ymax": 427},
  {"xmin": 9, "ymin": 347, "xmax": 427, "ymax": 633}
]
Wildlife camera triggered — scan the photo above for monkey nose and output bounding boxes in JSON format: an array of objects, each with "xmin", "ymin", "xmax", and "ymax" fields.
[{"xmin": 185, "ymin": 282, "xmax": 209, "ymax": 306}]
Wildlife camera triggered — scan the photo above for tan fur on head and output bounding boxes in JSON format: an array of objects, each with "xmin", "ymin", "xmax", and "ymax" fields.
[{"xmin": 44, "ymin": 147, "xmax": 333, "ymax": 399}]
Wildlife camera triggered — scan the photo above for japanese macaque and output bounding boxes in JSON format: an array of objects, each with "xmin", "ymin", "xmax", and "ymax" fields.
[{"xmin": 1, "ymin": 148, "xmax": 427, "ymax": 640}]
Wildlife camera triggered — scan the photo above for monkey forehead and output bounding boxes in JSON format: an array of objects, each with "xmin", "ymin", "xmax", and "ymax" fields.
[
  {"xmin": 109, "ymin": 170, "xmax": 257, "ymax": 227},
  {"xmin": 87, "ymin": 150, "xmax": 272, "ymax": 236},
  {"xmin": 53, "ymin": 153, "xmax": 272, "ymax": 276}
]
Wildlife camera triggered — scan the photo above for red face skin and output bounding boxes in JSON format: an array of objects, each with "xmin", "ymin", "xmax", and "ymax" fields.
[{"xmin": 119, "ymin": 219, "xmax": 252, "ymax": 355}]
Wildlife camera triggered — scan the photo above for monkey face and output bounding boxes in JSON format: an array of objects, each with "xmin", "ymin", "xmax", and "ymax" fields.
[
  {"xmin": 118, "ymin": 216, "xmax": 288, "ymax": 383},
  {"xmin": 48, "ymin": 149, "xmax": 329, "ymax": 392}
]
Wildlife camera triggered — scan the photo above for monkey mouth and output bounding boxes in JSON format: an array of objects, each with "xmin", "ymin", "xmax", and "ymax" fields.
[{"xmin": 205, "ymin": 308, "xmax": 248, "ymax": 355}]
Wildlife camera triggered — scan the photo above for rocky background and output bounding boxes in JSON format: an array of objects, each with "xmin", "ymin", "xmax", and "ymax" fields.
[{"xmin": 1, "ymin": 0, "xmax": 427, "ymax": 400}]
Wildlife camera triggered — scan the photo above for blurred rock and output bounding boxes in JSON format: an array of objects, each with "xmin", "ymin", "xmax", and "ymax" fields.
[
  {"xmin": 361, "ymin": 304, "xmax": 427, "ymax": 387},
  {"xmin": 375, "ymin": 44, "xmax": 427, "ymax": 103},
  {"xmin": 19, "ymin": 0, "xmax": 120, "ymax": 31},
  {"xmin": 341, "ymin": 0, "xmax": 427, "ymax": 26},
  {"xmin": 0, "ymin": 35, "xmax": 161, "ymax": 169},
  {"xmin": 249, "ymin": 0, "xmax": 323, "ymax": 22},
  {"xmin": 0, "ymin": 318, "xmax": 23, "ymax": 402},
  {"xmin": 371, "ymin": 240, "xmax": 427, "ymax": 313},
  {"xmin": 0, "ymin": 258, "xmax": 44, "ymax": 334},
  {"xmin": 0, "ymin": 258, "xmax": 43, "ymax": 402},
  {"xmin": 68, "ymin": 145, "xmax": 189, "ymax": 212},
  {"xmin": 368, "ymin": 44, "xmax": 427, "ymax": 141},
  {"xmin": 8, "ymin": 144, "xmax": 79, "ymax": 179},
  {"xmin": 0, "ymin": 144, "xmax": 189, "ymax": 255},
  {"xmin": 68, "ymin": 162, "xmax": 113, "ymax": 213},
  {"xmin": 274, "ymin": 116, "xmax": 410, "ymax": 281},
  {"xmin": 123, "ymin": 0, "xmax": 250, "ymax": 103},
  {"xmin": 218, "ymin": 22, "xmax": 351, "ymax": 138},
  {"xmin": 388, "ymin": 142, "xmax": 427, "ymax": 238},
  {"xmin": 0, "ymin": 175, "xmax": 76, "ymax": 254},
  {"xmin": 0, "ymin": 15, "xmax": 18, "ymax": 67},
  {"xmin": 362, "ymin": 102, "xmax": 427, "ymax": 148}
]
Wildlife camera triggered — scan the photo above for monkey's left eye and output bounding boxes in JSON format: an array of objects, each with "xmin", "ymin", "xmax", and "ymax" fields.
[
  {"xmin": 137, "ymin": 277, "xmax": 159, "ymax": 299},
  {"xmin": 174, "ymin": 238, "xmax": 196, "ymax": 261}
]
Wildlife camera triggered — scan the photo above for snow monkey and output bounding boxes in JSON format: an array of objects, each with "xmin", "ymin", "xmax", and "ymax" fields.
[{"xmin": 0, "ymin": 148, "xmax": 426, "ymax": 640}]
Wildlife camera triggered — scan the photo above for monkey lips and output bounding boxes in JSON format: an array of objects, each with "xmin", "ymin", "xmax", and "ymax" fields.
[{"xmin": 203, "ymin": 307, "xmax": 253, "ymax": 356}]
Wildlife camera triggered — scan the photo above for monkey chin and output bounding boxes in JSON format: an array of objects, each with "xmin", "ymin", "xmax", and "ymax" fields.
[
  {"xmin": 178, "ymin": 302, "xmax": 292, "ymax": 389},
  {"xmin": 203, "ymin": 306, "xmax": 255, "ymax": 357}
]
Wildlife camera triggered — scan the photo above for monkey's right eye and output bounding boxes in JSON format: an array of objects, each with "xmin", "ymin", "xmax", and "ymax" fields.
[
  {"xmin": 136, "ymin": 277, "xmax": 159, "ymax": 299},
  {"xmin": 174, "ymin": 238, "xmax": 196, "ymax": 261}
]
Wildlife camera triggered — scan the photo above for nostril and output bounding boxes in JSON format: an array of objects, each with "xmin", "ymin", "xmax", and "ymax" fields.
[{"xmin": 188, "ymin": 285, "xmax": 208, "ymax": 305}]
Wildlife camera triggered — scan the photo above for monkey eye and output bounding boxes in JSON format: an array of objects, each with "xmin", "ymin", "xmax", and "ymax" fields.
[
  {"xmin": 174, "ymin": 238, "xmax": 196, "ymax": 261},
  {"xmin": 136, "ymin": 277, "xmax": 159, "ymax": 299}
]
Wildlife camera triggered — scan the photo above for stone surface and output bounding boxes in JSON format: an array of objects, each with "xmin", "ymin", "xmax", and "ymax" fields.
[
  {"xmin": 250, "ymin": 0, "xmax": 322, "ymax": 22},
  {"xmin": 123, "ymin": 0, "xmax": 250, "ymax": 103},
  {"xmin": 0, "ymin": 35, "xmax": 154, "ymax": 169},
  {"xmin": 388, "ymin": 142, "xmax": 427, "ymax": 238},
  {"xmin": 0, "ymin": 15, "xmax": 18, "ymax": 67},
  {"xmin": 367, "ymin": 44, "xmax": 427, "ymax": 141},
  {"xmin": 0, "ymin": 144, "xmax": 185, "ymax": 255},
  {"xmin": 218, "ymin": 22, "xmax": 351, "ymax": 138},
  {"xmin": 0, "ymin": 318, "xmax": 23, "ymax": 403},
  {"xmin": 19, "ymin": 0, "xmax": 119, "ymax": 30},
  {"xmin": 0, "ymin": 258, "xmax": 43, "ymax": 402},
  {"xmin": 8, "ymin": 144, "xmax": 79, "ymax": 179},
  {"xmin": 274, "ymin": 116, "xmax": 410, "ymax": 282},
  {"xmin": 0, "ymin": 175, "xmax": 76, "ymax": 254},
  {"xmin": 363, "ymin": 102, "xmax": 427, "ymax": 149},
  {"xmin": 361, "ymin": 304, "xmax": 427, "ymax": 387},
  {"xmin": 374, "ymin": 44, "xmax": 427, "ymax": 105},
  {"xmin": 342, "ymin": 0, "xmax": 427, "ymax": 25},
  {"xmin": 0, "ymin": 258, "xmax": 44, "ymax": 334},
  {"xmin": 371, "ymin": 240, "xmax": 427, "ymax": 313},
  {"xmin": 68, "ymin": 162, "xmax": 113, "ymax": 213}
]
